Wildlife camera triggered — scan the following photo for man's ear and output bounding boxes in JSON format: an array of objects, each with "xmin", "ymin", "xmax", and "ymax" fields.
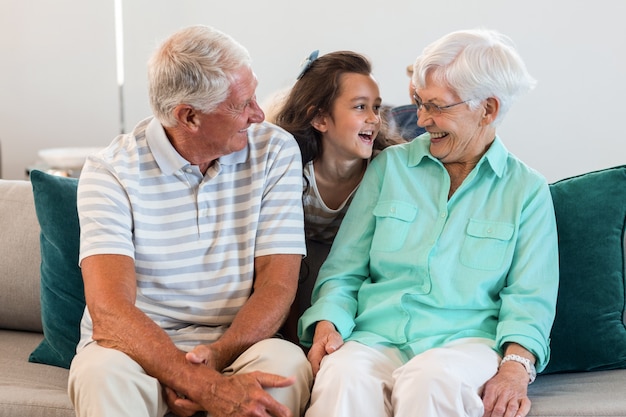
[
  {"xmin": 173, "ymin": 104, "xmax": 200, "ymax": 131},
  {"xmin": 481, "ymin": 97, "xmax": 500, "ymax": 125}
]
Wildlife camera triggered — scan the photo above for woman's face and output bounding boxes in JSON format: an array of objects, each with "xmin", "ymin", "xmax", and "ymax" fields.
[
  {"xmin": 316, "ymin": 73, "xmax": 382, "ymax": 161},
  {"xmin": 415, "ymin": 73, "xmax": 495, "ymax": 165}
]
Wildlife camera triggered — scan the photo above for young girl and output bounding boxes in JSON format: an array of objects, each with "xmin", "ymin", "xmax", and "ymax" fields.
[{"xmin": 274, "ymin": 51, "xmax": 404, "ymax": 341}]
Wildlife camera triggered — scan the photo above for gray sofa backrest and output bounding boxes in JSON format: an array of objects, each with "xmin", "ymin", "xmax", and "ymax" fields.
[{"xmin": 0, "ymin": 180, "xmax": 42, "ymax": 332}]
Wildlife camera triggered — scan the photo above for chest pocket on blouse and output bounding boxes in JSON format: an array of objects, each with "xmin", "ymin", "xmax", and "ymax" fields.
[
  {"xmin": 460, "ymin": 219, "xmax": 514, "ymax": 271},
  {"xmin": 371, "ymin": 201, "xmax": 417, "ymax": 252}
]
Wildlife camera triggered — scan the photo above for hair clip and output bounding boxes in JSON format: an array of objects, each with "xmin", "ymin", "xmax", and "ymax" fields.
[{"xmin": 296, "ymin": 50, "xmax": 319, "ymax": 80}]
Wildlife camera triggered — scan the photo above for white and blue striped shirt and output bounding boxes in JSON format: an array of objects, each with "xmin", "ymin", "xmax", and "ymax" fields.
[{"xmin": 76, "ymin": 117, "xmax": 305, "ymax": 351}]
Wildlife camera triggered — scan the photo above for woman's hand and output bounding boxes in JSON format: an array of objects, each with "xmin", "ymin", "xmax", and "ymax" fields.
[
  {"xmin": 483, "ymin": 344, "xmax": 535, "ymax": 417},
  {"xmin": 306, "ymin": 320, "xmax": 344, "ymax": 376}
]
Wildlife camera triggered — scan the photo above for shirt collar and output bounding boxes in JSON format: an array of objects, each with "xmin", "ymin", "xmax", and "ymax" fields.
[
  {"xmin": 408, "ymin": 134, "xmax": 508, "ymax": 178},
  {"xmin": 480, "ymin": 136, "xmax": 508, "ymax": 178},
  {"xmin": 145, "ymin": 117, "xmax": 249, "ymax": 175}
]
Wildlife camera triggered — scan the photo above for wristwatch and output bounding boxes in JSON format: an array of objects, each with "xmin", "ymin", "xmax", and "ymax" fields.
[{"xmin": 500, "ymin": 354, "xmax": 537, "ymax": 384}]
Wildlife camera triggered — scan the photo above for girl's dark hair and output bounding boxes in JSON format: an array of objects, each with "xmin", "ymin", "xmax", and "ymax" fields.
[{"xmin": 275, "ymin": 51, "xmax": 403, "ymax": 165}]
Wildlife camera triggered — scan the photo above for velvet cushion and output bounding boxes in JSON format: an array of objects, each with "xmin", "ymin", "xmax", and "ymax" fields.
[
  {"xmin": 543, "ymin": 165, "xmax": 626, "ymax": 373},
  {"xmin": 28, "ymin": 170, "xmax": 85, "ymax": 369}
]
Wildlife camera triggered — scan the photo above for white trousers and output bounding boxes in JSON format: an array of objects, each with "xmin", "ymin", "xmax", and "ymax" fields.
[
  {"xmin": 305, "ymin": 339, "xmax": 499, "ymax": 417},
  {"xmin": 68, "ymin": 338, "xmax": 312, "ymax": 417}
]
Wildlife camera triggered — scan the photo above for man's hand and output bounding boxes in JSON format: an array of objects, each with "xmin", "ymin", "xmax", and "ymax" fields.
[
  {"xmin": 306, "ymin": 320, "xmax": 343, "ymax": 376},
  {"xmin": 166, "ymin": 345, "xmax": 296, "ymax": 417},
  {"xmin": 185, "ymin": 344, "xmax": 219, "ymax": 370},
  {"xmin": 166, "ymin": 370, "xmax": 295, "ymax": 417},
  {"xmin": 163, "ymin": 386, "xmax": 204, "ymax": 417},
  {"xmin": 205, "ymin": 371, "xmax": 295, "ymax": 417},
  {"xmin": 482, "ymin": 361, "xmax": 531, "ymax": 417}
]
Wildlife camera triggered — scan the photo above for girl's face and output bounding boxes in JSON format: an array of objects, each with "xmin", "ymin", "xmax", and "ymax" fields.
[{"xmin": 315, "ymin": 73, "xmax": 382, "ymax": 161}]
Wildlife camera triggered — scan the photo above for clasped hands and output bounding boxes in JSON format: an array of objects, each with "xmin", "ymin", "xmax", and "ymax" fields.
[{"xmin": 163, "ymin": 344, "xmax": 295, "ymax": 417}]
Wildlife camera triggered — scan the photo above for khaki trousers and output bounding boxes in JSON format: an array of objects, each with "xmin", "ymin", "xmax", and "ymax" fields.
[{"xmin": 69, "ymin": 338, "xmax": 312, "ymax": 417}]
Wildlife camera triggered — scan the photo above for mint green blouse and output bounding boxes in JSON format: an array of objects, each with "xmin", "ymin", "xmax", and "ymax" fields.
[{"xmin": 298, "ymin": 136, "xmax": 559, "ymax": 372}]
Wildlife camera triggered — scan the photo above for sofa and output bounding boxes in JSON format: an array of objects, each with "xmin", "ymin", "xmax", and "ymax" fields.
[
  {"xmin": 1, "ymin": 165, "xmax": 625, "ymax": 417},
  {"xmin": 0, "ymin": 178, "xmax": 74, "ymax": 417}
]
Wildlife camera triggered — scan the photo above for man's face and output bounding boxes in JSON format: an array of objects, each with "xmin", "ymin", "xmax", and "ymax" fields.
[{"xmin": 195, "ymin": 66, "xmax": 265, "ymax": 158}]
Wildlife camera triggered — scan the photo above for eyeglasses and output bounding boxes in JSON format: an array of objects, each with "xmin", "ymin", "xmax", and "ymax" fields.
[{"xmin": 413, "ymin": 93, "xmax": 470, "ymax": 115}]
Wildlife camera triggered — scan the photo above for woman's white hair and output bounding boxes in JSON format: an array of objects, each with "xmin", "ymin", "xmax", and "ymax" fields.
[
  {"xmin": 412, "ymin": 28, "xmax": 536, "ymax": 126},
  {"xmin": 148, "ymin": 25, "xmax": 252, "ymax": 127}
]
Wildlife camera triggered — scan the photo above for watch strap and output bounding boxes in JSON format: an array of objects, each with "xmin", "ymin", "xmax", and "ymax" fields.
[{"xmin": 500, "ymin": 354, "xmax": 536, "ymax": 384}]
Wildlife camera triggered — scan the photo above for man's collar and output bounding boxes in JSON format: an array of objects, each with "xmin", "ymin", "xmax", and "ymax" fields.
[
  {"xmin": 218, "ymin": 143, "xmax": 249, "ymax": 165},
  {"xmin": 146, "ymin": 118, "xmax": 249, "ymax": 175},
  {"xmin": 146, "ymin": 118, "xmax": 188, "ymax": 175}
]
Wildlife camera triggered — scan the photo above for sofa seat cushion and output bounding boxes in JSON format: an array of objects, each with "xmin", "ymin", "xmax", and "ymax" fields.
[
  {"xmin": 529, "ymin": 370, "xmax": 626, "ymax": 416},
  {"xmin": 0, "ymin": 330, "xmax": 73, "ymax": 417}
]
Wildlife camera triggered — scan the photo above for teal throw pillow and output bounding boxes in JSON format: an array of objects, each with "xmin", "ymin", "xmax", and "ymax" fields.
[
  {"xmin": 29, "ymin": 170, "xmax": 85, "ymax": 369},
  {"xmin": 543, "ymin": 165, "xmax": 626, "ymax": 374}
]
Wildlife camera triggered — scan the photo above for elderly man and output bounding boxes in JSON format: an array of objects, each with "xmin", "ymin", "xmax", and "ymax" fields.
[{"xmin": 68, "ymin": 25, "xmax": 312, "ymax": 417}]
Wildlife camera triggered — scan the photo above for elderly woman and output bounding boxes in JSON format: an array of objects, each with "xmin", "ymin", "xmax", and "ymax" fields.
[{"xmin": 298, "ymin": 29, "xmax": 559, "ymax": 417}]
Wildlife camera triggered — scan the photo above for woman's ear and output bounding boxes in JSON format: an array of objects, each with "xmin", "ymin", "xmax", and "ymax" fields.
[{"xmin": 481, "ymin": 97, "xmax": 500, "ymax": 125}]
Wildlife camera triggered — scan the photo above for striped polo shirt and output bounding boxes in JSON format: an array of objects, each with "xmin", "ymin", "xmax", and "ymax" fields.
[{"xmin": 76, "ymin": 117, "xmax": 305, "ymax": 351}]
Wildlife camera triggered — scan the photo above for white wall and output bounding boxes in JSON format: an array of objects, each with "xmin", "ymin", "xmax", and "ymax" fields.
[
  {"xmin": 2, "ymin": 0, "xmax": 624, "ymax": 181},
  {"xmin": 0, "ymin": 0, "xmax": 120, "ymax": 180}
]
